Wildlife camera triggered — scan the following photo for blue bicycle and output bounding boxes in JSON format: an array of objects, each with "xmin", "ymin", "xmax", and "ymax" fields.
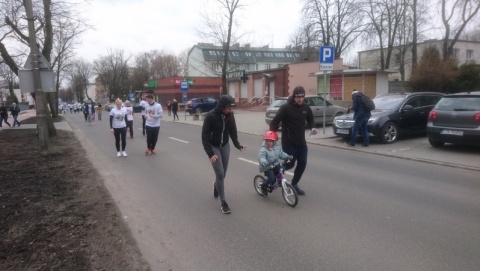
[{"xmin": 253, "ymin": 165, "xmax": 298, "ymax": 207}]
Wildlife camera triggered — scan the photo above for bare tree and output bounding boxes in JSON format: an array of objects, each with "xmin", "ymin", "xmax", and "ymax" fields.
[
  {"xmin": 67, "ymin": 59, "xmax": 92, "ymax": 103},
  {"xmin": 441, "ymin": 0, "xmax": 480, "ymax": 60},
  {"xmin": 300, "ymin": 0, "xmax": 367, "ymax": 59},
  {"xmin": 93, "ymin": 49, "xmax": 130, "ymax": 102},
  {"xmin": 0, "ymin": 63, "xmax": 19, "ymax": 103},
  {"xmin": 196, "ymin": 0, "xmax": 246, "ymax": 94}
]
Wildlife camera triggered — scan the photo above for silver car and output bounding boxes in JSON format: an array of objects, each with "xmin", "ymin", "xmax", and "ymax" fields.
[{"xmin": 265, "ymin": 96, "xmax": 347, "ymax": 126}]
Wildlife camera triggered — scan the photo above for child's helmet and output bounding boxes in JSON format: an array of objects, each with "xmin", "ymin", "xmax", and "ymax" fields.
[{"xmin": 263, "ymin": 131, "xmax": 278, "ymax": 141}]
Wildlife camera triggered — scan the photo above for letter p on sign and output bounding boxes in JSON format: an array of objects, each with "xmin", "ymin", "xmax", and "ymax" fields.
[{"xmin": 319, "ymin": 46, "xmax": 334, "ymax": 71}]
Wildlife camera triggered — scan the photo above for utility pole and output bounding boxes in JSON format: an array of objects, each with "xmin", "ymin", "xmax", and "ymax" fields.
[{"xmin": 25, "ymin": 0, "xmax": 49, "ymax": 150}]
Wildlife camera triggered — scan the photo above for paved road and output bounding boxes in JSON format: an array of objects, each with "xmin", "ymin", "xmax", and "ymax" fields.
[{"xmin": 52, "ymin": 111, "xmax": 480, "ymax": 270}]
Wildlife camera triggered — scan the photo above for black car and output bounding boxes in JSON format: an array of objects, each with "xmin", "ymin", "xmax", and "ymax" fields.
[
  {"xmin": 427, "ymin": 91, "xmax": 480, "ymax": 147},
  {"xmin": 333, "ymin": 92, "xmax": 445, "ymax": 143},
  {"xmin": 185, "ymin": 97, "xmax": 218, "ymax": 115}
]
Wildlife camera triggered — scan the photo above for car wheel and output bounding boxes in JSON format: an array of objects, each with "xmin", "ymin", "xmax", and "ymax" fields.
[
  {"xmin": 380, "ymin": 122, "xmax": 398, "ymax": 144},
  {"xmin": 429, "ymin": 139, "xmax": 445, "ymax": 147},
  {"xmin": 195, "ymin": 107, "xmax": 202, "ymax": 114}
]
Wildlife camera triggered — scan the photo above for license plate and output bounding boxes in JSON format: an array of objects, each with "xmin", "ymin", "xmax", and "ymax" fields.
[
  {"xmin": 440, "ymin": 129, "xmax": 464, "ymax": 136},
  {"xmin": 337, "ymin": 129, "xmax": 350, "ymax": 135}
]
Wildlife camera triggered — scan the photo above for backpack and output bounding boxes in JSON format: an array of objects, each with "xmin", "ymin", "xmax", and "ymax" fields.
[{"xmin": 361, "ymin": 95, "xmax": 375, "ymax": 111}]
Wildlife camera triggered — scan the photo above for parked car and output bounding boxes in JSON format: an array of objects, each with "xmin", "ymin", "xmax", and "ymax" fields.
[
  {"xmin": 426, "ymin": 91, "xmax": 480, "ymax": 147},
  {"xmin": 265, "ymin": 96, "xmax": 347, "ymax": 126},
  {"xmin": 333, "ymin": 92, "xmax": 445, "ymax": 144},
  {"xmin": 185, "ymin": 97, "xmax": 218, "ymax": 115}
]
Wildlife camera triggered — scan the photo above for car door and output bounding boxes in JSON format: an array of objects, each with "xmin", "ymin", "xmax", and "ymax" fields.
[
  {"xmin": 305, "ymin": 97, "xmax": 321, "ymax": 124},
  {"xmin": 398, "ymin": 95, "xmax": 433, "ymax": 134}
]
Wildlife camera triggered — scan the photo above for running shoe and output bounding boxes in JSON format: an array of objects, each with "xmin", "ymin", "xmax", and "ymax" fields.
[
  {"xmin": 117, "ymin": 152, "xmax": 122, "ymax": 157},
  {"xmin": 150, "ymin": 150, "xmax": 156, "ymax": 155},
  {"xmin": 122, "ymin": 151, "xmax": 127, "ymax": 157},
  {"xmin": 221, "ymin": 201, "xmax": 231, "ymax": 214},
  {"xmin": 145, "ymin": 149, "xmax": 151, "ymax": 156},
  {"xmin": 293, "ymin": 184, "xmax": 305, "ymax": 196}
]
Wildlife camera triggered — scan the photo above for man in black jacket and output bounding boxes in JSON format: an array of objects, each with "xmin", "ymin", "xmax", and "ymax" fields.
[
  {"xmin": 202, "ymin": 95, "xmax": 246, "ymax": 214},
  {"xmin": 10, "ymin": 102, "xmax": 21, "ymax": 127},
  {"xmin": 270, "ymin": 86, "xmax": 317, "ymax": 196}
]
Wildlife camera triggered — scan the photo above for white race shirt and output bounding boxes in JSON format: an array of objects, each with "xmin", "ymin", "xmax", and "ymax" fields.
[
  {"xmin": 139, "ymin": 100, "xmax": 148, "ymax": 116},
  {"xmin": 125, "ymin": 106, "xmax": 134, "ymax": 121},
  {"xmin": 110, "ymin": 107, "xmax": 127, "ymax": 128},
  {"xmin": 144, "ymin": 102, "xmax": 163, "ymax": 127}
]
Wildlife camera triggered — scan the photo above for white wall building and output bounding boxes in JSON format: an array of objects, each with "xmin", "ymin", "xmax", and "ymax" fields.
[
  {"xmin": 187, "ymin": 43, "xmax": 302, "ymax": 77},
  {"xmin": 358, "ymin": 39, "xmax": 480, "ymax": 81}
]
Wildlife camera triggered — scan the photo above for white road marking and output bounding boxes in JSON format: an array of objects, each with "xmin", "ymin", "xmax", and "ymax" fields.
[
  {"xmin": 169, "ymin": 137, "xmax": 189, "ymax": 143},
  {"xmin": 238, "ymin": 158, "xmax": 293, "ymax": 176}
]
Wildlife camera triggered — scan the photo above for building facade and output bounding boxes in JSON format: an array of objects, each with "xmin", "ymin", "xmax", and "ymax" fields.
[{"xmin": 358, "ymin": 39, "xmax": 480, "ymax": 81}]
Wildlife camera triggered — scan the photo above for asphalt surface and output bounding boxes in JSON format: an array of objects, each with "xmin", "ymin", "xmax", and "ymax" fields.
[{"xmin": 6, "ymin": 108, "xmax": 480, "ymax": 171}]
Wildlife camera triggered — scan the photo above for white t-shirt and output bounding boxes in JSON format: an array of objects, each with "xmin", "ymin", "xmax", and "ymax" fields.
[
  {"xmin": 139, "ymin": 100, "xmax": 148, "ymax": 115},
  {"xmin": 125, "ymin": 106, "xmax": 134, "ymax": 121},
  {"xmin": 144, "ymin": 102, "xmax": 163, "ymax": 127},
  {"xmin": 109, "ymin": 107, "xmax": 127, "ymax": 128}
]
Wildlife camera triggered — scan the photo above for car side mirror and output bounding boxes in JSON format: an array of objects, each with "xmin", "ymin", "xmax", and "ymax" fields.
[{"xmin": 402, "ymin": 105, "xmax": 413, "ymax": 112}]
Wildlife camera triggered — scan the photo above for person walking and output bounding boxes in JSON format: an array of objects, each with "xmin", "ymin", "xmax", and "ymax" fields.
[
  {"xmin": 84, "ymin": 100, "xmax": 95, "ymax": 124},
  {"xmin": 10, "ymin": 103, "xmax": 21, "ymax": 127},
  {"xmin": 202, "ymin": 95, "xmax": 246, "ymax": 214},
  {"xmin": 109, "ymin": 98, "xmax": 129, "ymax": 157},
  {"xmin": 171, "ymin": 99, "xmax": 179, "ymax": 121},
  {"xmin": 139, "ymin": 95, "xmax": 148, "ymax": 136},
  {"xmin": 166, "ymin": 100, "xmax": 172, "ymax": 116},
  {"xmin": 124, "ymin": 101, "xmax": 135, "ymax": 139},
  {"xmin": 144, "ymin": 94, "xmax": 163, "ymax": 155},
  {"xmin": 269, "ymin": 86, "xmax": 316, "ymax": 196},
  {"xmin": 96, "ymin": 103, "xmax": 104, "ymax": 121},
  {"xmin": 345, "ymin": 90, "xmax": 371, "ymax": 147},
  {"xmin": 0, "ymin": 102, "xmax": 12, "ymax": 129}
]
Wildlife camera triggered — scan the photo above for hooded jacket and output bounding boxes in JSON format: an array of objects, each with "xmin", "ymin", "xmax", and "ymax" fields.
[
  {"xmin": 351, "ymin": 92, "xmax": 372, "ymax": 120},
  {"xmin": 201, "ymin": 105, "xmax": 242, "ymax": 158},
  {"xmin": 269, "ymin": 96, "xmax": 314, "ymax": 147},
  {"xmin": 258, "ymin": 141, "xmax": 292, "ymax": 172}
]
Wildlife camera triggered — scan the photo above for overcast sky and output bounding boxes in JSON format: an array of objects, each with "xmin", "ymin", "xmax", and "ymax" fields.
[{"xmin": 76, "ymin": 0, "xmax": 304, "ymax": 62}]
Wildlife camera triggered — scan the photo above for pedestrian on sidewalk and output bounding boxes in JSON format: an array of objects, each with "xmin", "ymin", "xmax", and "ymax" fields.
[
  {"xmin": 269, "ymin": 86, "xmax": 316, "ymax": 196},
  {"xmin": 0, "ymin": 102, "xmax": 12, "ymax": 129},
  {"xmin": 171, "ymin": 99, "xmax": 179, "ymax": 121},
  {"xmin": 166, "ymin": 100, "xmax": 172, "ymax": 116},
  {"xmin": 10, "ymin": 103, "xmax": 21, "ymax": 127},
  {"xmin": 124, "ymin": 101, "xmax": 135, "ymax": 139},
  {"xmin": 144, "ymin": 94, "xmax": 163, "ymax": 155},
  {"xmin": 110, "ymin": 98, "xmax": 129, "ymax": 157},
  {"xmin": 345, "ymin": 90, "xmax": 371, "ymax": 147},
  {"xmin": 202, "ymin": 95, "xmax": 247, "ymax": 214}
]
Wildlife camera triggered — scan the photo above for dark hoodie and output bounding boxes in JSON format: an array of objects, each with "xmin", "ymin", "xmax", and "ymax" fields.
[
  {"xmin": 201, "ymin": 97, "xmax": 242, "ymax": 158},
  {"xmin": 270, "ymin": 96, "xmax": 314, "ymax": 147}
]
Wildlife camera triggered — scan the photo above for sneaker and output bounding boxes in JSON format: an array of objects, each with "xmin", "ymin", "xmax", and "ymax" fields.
[
  {"xmin": 122, "ymin": 151, "xmax": 127, "ymax": 157},
  {"xmin": 117, "ymin": 152, "xmax": 122, "ymax": 157},
  {"xmin": 221, "ymin": 201, "xmax": 231, "ymax": 214},
  {"xmin": 344, "ymin": 142, "xmax": 355, "ymax": 147},
  {"xmin": 213, "ymin": 182, "xmax": 218, "ymax": 198},
  {"xmin": 145, "ymin": 149, "xmax": 151, "ymax": 156},
  {"xmin": 260, "ymin": 184, "xmax": 268, "ymax": 196},
  {"xmin": 151, "ymin": 150, "xmax": 156, "ymax": 155},
  {"xmin": 293, "ymin": 184, "xmax": 306, "ymax": 196},
  {"xmin": 361, "ymin": 144, "xmax": 369, "ymax": 147}
]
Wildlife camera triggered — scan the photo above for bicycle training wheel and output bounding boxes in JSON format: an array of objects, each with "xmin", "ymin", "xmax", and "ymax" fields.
[
  {"xmin": 253, "ymin": 175, "xmax": 266, "ymax": 196},
  {"xmin": 282, "ymin": 182, "xmax": 298, "ymax": 207}
]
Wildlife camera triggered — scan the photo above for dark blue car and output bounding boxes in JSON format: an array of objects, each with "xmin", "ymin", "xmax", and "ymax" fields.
[{"xmin": 185, "ymin": 97, "xmax": 218, "ymax": 115}]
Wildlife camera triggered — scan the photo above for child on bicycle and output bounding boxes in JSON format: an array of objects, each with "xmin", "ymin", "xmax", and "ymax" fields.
[{"xmin": 258, "ymin": 131, "xmax": 293, "ymax": 196}]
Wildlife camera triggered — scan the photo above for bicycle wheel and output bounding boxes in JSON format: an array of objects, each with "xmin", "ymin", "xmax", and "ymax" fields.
[
  {"xmin": 282, "ymin": 182, "xmax": 298, "ymax": 207},
  {"xmin": 253, "ymin": 175, "xmax": 266, "ymax": 196}
]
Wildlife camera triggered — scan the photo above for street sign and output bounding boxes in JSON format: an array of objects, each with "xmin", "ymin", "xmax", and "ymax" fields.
[
  {"xmin": 319, "ymin": 46, "xmax": 335, "ymax": 71},
  {"xmin": 182, "ymin": 92, "xmax": 188, "ymax": 104},
  {"xmin": 18, "ymin": 69, "xmax": 55, "ymax": 92},
  {"xmin": 180, "ymin": 80, "xmax": 189, "ymax": 91}
]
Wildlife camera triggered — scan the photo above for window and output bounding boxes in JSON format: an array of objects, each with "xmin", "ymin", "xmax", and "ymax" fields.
[
  {"xmin": 277, "ymin": 64, "xmax": 284, "ymax": 68},
  {"xmin": 265, "ymin": 64, "xmax": 271, "ymax": 69},
  {"xmin": 245, "ymin": 52, "xmax": 252, "ymax": 57},
  {"xmin": 231, "ymin": 51, "xmax": 239, "ymax": 56},
  {"xmin": 211, "ymin": 63, "xmax": 219, "ymax": 70},
  {"xmin": 466, "ymin": 50, "xmax": 474, "ymax": 59},
  {"xmin": 255, "ymin": 52, "xmax": 261, "ymax": 57},
  {"xmin": 395, "ymin": 53, "xmax": 401, "ymax": 64},
  {"xmin": 451, "ymin": 48, "xmax": 459, "ymax": 59}
]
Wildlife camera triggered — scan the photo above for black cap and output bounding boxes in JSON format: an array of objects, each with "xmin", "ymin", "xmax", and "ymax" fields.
[
  {"xmin": 292, "ymin": 86, "xmax": 305, "ymax": 98},
  {"xmin": 218, "ymin": 95, "xmax": 235, "ymax": 108}
]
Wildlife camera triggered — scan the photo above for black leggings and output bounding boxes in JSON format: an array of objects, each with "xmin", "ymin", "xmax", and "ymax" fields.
[
  {"xmin": 145, "ymin": 126, "xmax": 160, "ymax": 151},
  {"xmin": 113, "ymin": 127, "xmax": 127, "ymax": 151},
  {"xmin": 126, "ymin": 120, "xmax": 133, "ymax": 138}
]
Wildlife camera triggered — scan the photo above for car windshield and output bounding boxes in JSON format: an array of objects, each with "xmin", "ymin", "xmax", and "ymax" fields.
[
  {"xmin": 270, "ymin": 99, "xmax": 287, "ymax": 107},
  {"xmin": 435, "ymin": 97, "xmax": 480, "ymax": 111},
  {"xmin": 372, "ymin": 96, "xmax": 405, "ymax": 110}
]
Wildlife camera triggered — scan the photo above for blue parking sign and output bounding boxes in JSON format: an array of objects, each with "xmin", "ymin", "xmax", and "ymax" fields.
[{"xmin": 319, "ymin": 46, "xmax": 335, "ymax": 70}]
